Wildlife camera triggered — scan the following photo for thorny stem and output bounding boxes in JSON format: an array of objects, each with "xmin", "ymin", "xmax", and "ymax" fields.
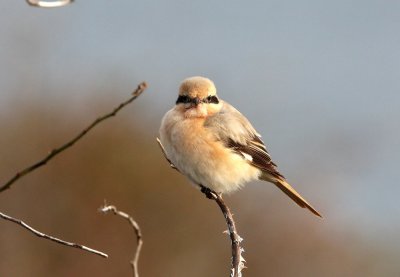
[
  {"xmin": 157, "ymin": 138, "xmax": 245, "ymax": 277},
  {"xmin": 200, "ymin": 186, "xmax": 243, "ymax": 277}
]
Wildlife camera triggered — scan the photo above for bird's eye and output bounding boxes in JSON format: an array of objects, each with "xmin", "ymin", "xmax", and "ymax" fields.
[
  {"xmin": 176, "ymin": 95, "xmax": 191, "ymax": 104},
  {"xmin": 206, "ymin": 95, "xmax": 219, "ymax": 104}
]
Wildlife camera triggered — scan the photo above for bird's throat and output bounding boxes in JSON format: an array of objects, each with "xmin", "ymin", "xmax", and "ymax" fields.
[{"xmin": 184, "ymin": 104, "xmax": 208, "ymax": 118}]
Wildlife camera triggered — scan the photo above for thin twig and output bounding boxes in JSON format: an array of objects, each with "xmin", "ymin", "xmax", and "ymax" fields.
[
  {"xmin": 200, "ymin": 187, "xmax": 244, "ymax": 277},
  {"xmin": 0, "ymin": 211, "xmax": 107, "ymax": 258},
  {"xmin": 157, "ymin": 138, "xmax": 245, "ymax": 277},
  {"xmin": 100, "ymin": 203, "xmax": 143, "ymax": 277},
  {"xmin": 0, "ymin": 82, "xmax": 147, "ymax": 193},
  {"xmin": 26, "ymin": 0, "xmax": 73, "ymax": 8},
  {"xmin": 156, "ymin": 138, "xmax": 179, "ymax": 172}
]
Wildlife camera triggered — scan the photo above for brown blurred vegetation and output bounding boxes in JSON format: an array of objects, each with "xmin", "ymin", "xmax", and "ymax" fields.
[{"xmin": 0, "ymin": 98, "xmax": 395, "ymax": 277}]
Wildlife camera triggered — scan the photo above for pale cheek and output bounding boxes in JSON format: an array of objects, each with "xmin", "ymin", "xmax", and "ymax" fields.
[{"xmin": 206, "ymin": 103, "xmax": 223, "ymax": 115}]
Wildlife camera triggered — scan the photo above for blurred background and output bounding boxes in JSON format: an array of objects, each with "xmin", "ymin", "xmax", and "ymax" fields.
[{"xmin": 0, "ymin": 1, "xmax": 399, "ymax": 276}]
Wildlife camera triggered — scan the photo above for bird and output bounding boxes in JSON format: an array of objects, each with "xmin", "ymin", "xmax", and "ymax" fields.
[{"xmin": 159, "ymin": 76, "xmax": 321, "ymax": 217}]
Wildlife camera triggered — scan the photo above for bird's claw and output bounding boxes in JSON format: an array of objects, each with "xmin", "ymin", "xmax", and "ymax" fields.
[{"xmin": 200, "ymin": 186, "xmax": 215, "ymax": 199}]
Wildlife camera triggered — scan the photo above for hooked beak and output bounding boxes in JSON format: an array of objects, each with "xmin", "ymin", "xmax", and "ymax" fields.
[{"xmin": 192, "ymin": 97, "xmax": 201, "ymax": 106}]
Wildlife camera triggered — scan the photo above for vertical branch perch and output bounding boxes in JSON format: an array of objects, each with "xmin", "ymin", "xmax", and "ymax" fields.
[
  {"xmin": 100, "ymin": 204, "xmax": 143, "ymax": 277},
  {"xmin": 200, "ymin": 186, "xmax": 245, "ymax": 277},
  {"xmin": 157, "ymin": 139, "xmax": 245, "ymax": 277}
]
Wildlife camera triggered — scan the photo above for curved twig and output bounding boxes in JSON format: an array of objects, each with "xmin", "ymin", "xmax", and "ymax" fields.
[
  {"xmin": 156, "ymin": 138, "xmax": 179, "ymax": 172},
  {"xmin": 0, "ymin": 82, "xmax": 147, "ymax": 193},
  {"xmin": 100, "ymin": 203, "xmax": 143, "ymax": 277},
  {"xmin": 26, "ymin": 0, "xmax": 73, "ymax": 8},
  {"xmin": 157, "ymin": 138, "xmax": 245, "ymax": 276},
  {"xmin": 0, "ymin": 211, "xmax": 107, "ymax": 258}
]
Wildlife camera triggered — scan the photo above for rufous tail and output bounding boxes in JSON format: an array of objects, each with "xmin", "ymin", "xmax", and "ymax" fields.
[{"xmin": 262, "ymin": 175, "xmax": 322, "ymax": 218}]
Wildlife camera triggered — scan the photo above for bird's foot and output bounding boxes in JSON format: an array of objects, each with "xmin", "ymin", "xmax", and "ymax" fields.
[{"xmin": 200, "ymin": 185, "xmax": 217, "ymax": 199}]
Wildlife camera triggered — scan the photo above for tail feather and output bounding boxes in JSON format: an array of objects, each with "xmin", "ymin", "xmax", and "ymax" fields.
[{"xmin": 262, "ymin": 175, "xmax": 322, "ymax": 218}]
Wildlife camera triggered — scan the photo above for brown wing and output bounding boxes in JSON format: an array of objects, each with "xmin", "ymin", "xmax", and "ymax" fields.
[
  {"xmin": 204, "ymin": 101, "xmax": 284, "ymax": 180},
  {"xmin": 204, "ymin": 102, "xmax": 322, "ymax": 217},
  {"xmin": 225, "ymin": 136, "xmax": 285, "ymax": 180}
]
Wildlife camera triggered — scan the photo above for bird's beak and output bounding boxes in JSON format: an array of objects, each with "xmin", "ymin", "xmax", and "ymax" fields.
[{"xmin": 193, "ymin": 97, "xmax": 201, "ymax": 106}]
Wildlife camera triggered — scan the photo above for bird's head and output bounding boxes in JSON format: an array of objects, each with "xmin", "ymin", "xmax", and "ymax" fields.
[{"xmin": 176, "ymin": 76, "xmax": 222, "ymax": 118}]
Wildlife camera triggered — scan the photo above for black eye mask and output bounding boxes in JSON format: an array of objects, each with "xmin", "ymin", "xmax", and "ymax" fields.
[{"xmin": 176, "ymin": 95, "xmax": 219, "ymax": 105}]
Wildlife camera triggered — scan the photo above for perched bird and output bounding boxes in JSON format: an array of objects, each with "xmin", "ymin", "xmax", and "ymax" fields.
[{"xmin": 159, "ymin": 76, "xmax": 321, "ymax": 217}]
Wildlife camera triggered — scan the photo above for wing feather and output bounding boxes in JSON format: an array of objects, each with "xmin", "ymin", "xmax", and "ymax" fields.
[{"xmin": 204, "ymin": 102, "xmax": 284, "ymax": 180}]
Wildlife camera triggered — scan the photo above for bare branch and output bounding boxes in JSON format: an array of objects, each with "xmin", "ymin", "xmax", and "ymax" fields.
[
  {"xmin": 26, "ymin": 0, "xmax": 73, "ymax": 8},
  {"xmin": 156, "ymin": 138, "xmax": 179, "ymax": 172},
  {"xmin": 157, "ymin": 138, "xmax": 245, "ymax": 277},
  {"xmin": 200, "ymin": 187, "xmax": 245, "ymax": 277},
  {"xmin": 0, "ymin": 211, "xmax": 107, "ymax": 258},
  {"xmin": 100, "ymin": 203, "xmax": 143, "ymax": 277},
  {"xmin": 0, "ymin": 82, "xmax": 147, "ymax": 193}
]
